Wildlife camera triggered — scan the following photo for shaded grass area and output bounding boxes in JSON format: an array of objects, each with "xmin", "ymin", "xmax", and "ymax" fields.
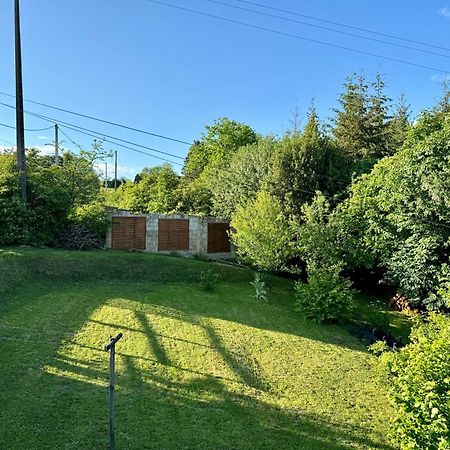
[
  {"xmin": 351, "ymin": 293, "xmax": 412, "ymax": 344},
  {"xmin": 0, "ymin": 248, "xmax": 402, "ymax": 449}
]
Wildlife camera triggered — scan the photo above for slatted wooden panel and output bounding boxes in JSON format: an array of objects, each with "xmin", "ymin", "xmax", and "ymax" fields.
[
  {"xmin": 158, "ymin": 219, "xmax": 189, "ymax": 251},
  {"xmin": 207, "ymin": 222, "xmax": 231, "ymax": 253},
  {"xmin": 111, "ymin": 217, "xmax": 146, "ymax": 250}
]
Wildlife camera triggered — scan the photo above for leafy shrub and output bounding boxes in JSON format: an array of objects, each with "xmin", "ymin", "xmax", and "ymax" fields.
[
  {"xmin": 378, "ymin": 313, "xmax": 450, "ymax": 449},
  {"xmin": 295, "ymin": 266, "xmax": 354, "ymax": 323},
  {"xmin": 199, "ymin": 269, "xmax": 220, "ymax": 292},
  {"xmin": 70, "ymin": 200, "xmax": 109, "ymax": 239},
  {"xmin": 250, "ymin": 273, "xmax": 269, "ymax": 302},
  {"xmin": 368, "ymin": 340, "xmax": 389, "ymax": 356},
  {"xmin": 230, "ymin": 191, "xmax": 293, "ymax": 271},
  {"xmin": 332, "ymin": 112, "xmax": 450, "ymax": 310}
]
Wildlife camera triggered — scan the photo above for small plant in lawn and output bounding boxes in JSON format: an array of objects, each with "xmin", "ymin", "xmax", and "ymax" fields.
[
  {"xmin": 295, "ymin": 266, "xmax": 354, "ymax": 323},
  {"xmin": 368, "ymin": 339, "xmax": 390, "ymax": 356},
  {"xmin": 199, "ymin": 269, "xmax": 220, "ymax": 292},
  {"xmin": 250, "ymin": 272, "xmax": 269, "ymax": 302}
]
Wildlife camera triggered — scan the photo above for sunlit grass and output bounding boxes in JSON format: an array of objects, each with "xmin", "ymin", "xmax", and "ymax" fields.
[{"xmin": 0, "ymin": 249, "xmax": 405, "ymax": 449}]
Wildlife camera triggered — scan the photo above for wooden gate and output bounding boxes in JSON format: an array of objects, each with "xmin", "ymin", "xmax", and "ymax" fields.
[
  {"xmin": 158, "ymin": 219, "xmax": 189, "ymax": 251},
  {"xmin": 207, "ymin": 223, "xmax": 231, "ymax": 253},
  {"xmin": 111, "ymin": 217, "xmax": 146, "ymax": 250}
]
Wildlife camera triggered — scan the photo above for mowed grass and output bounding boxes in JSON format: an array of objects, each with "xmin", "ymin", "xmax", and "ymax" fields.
[{"xmin": 0, "ymin": 249, "xmax": 402, "ymax": 449}]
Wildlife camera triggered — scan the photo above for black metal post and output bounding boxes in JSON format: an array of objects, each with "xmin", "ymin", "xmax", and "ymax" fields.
[{"xmin": 104, "ymin": 333, "xmax": 123, "ymax": 450}]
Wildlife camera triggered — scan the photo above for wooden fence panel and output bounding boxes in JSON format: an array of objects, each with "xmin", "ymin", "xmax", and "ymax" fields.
[
  {"xmin": 207, "ymin": 223, "xmax": 231, "ymax": 253},
  {"xmin": 158, "ymin": 219, "xmax": 189, "ymax": 251},
  {"xmin": 111, "ymin": 217, "xmax": 146, "ymax": 250}
]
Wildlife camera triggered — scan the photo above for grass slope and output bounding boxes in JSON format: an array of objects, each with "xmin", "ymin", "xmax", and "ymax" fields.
[{"xmin": 0, "ymin": 249, "xmax": 402, "ymax": 449}]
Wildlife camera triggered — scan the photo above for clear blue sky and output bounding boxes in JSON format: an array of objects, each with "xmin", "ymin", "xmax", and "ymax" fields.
[{"xmin": 0, "ymin": 0, "xmax": 449, "ymax": 177}]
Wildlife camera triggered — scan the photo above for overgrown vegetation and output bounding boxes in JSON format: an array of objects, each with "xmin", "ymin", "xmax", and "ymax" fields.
[
  {"xmin": 376, "ymin": 313, "xmax": 450, "ymax": 449},
  {"xmin": 295, "ymin": 267, "xmax": 355, "ymax": 324},
  {"xmin": 0, "ymin": 144, "xmax": 108, "ymax": 248}
]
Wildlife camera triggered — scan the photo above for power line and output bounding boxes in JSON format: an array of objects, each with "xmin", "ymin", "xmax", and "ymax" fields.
[
  {"xmin": 59, "ymin": 124, "xmax": 183, "ymax": 166},
  {"xmin": 57, "ymin": 126, "xmax": 84, "ymax": 150},
  {"xmin": 0, "ymin": 122, "xmax": 54, "ymax": 132},
  {"xmin": 0, "ymin": 91, "xmax": 192, "ymax": 146},
  {"xmin": 234, "ymin": 0, "xmax": 450, "ymax": 53},
  {"xmin": 0, "ymin": 137, "xmax": 15, "ymax": 146},
  {"xmin": 0, "ymin": 102, "xmax": 186, "ymax": 163},
  {"xmin": 203, "ymin": 0, "xmax": 450, "ymax": 60},
  {"xmin": 1, "ymin": 115, "xmax": 183, "ymax": 166},
  {"xmin": 143, "ymin": 0, "xmax": 450, "ymax": 74}
]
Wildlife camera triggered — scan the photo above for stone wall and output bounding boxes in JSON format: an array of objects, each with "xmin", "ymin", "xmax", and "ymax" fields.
[{"xmin": 106, "ymin": 208, "xmax": 235, "ymax": 259}]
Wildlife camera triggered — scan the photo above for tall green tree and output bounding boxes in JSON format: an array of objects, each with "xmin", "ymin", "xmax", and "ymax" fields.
[
  {"xmin": 332, "ymin": 111, "xmax": 450, "ymax": 309},
  {"xmin": 333, "ymin": 73, "xmax": 391, "ymax": 162},
  {"xmin": 182, "ymin": 117, "xmax": 258, "ymax": 181},
  {"xmin": 267, "ymin": 106, "xmax": 349, "ymax": 216},
  {"xmin": 210, "ymin": 137, "xmax": 277, "ymax": 219},
  {"xmin": 434, "ymin": 80, "xmax": 450, "ymax": 114},
  {"xmin": 388, "ymin": 94, "xmax": 411, "ymax": 152},
  {"xmin": 179, "ymin": 117, "xmax": 258, "ymax": 215},
  {"xmin": 112, "ymin": 164, "xmax": 180, "ymax": 214},
  {"xmin": 333, "ymin": 73, "xmax": 371, "ymax": 160},
  {"xmin": 367, "ymin": 73, "xmax": 392, "ymax": 157}
]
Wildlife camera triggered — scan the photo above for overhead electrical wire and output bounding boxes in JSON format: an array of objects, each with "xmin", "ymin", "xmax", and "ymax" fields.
[
  {"xmin": 59, "ymin": 124, "xmax": 183, "ymax": 166},
  {"xmin": 0, "ymin": 91, "xmax": 192, "ymax": 146},
  {"xmin": 233, "ymin": 0, "xmax": 450, "ymax": 53},
  {"xmin": 203, "ymin": 0, "xmax": 450, "ymax": 60},
  {"xmin": 0, "ymin": 137, "xmax": 15, "ymax": 146},
  {"xmin": 0, "ymin": 122, "xmax": 54, "ymax": 132},
  {"xmin": 57, "ymin": 126, "xmax": 84, "ymax": 150},
  {"xmin": 143, "ymin": 0, "xmax": 450, "ymax": 74},
  {"xmin": 0, "ymin": 102, "xmax": 186, "ymax": 163},
  {"xmin": 0, "ymin": 117, "xmax": 183, "ymax": 166}
]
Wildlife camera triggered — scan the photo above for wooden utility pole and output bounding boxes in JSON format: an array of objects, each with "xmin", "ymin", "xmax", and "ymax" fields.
[
  {"xmin": 104, "ymin": 333, "xmax": 123, "ymax": 450},
  {"xmin": 14, "ymin": 0, "xmax": 26, "ymax": 203},
  {"xmin": 114, "ymin": 150, "xmax": 118, "ymax": 190},
  {"xmin": 54, "ymin": 124, "xmax": 59, "ymax": 166},
  {"xmin": 105, "ymin": 162, "xmax": 108, "ymax": 188}
]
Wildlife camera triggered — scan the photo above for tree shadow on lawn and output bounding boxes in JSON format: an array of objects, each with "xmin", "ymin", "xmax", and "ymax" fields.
[
  {"xmin": 34, "ymin": 349, "xmax": 392, "ymax": 450},
  {"xmin": 111, "ymin": 282, "xmax": 369, "ymax": 353},
  {"xmin": 0, "ymin": 283, "xmax": 390, "ymax": 449}
]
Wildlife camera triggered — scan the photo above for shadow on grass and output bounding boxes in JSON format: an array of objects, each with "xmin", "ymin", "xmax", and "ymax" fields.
[
  {"xmin": 0, "ymin": 281, "xmax": 392, "ymax": 449},
  {"xmin": 35, "ymin": 350, "xmax": 392, "ymax": 450}
]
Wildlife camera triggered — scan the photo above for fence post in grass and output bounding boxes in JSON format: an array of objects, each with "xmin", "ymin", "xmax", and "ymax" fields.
[{"xmin": 104, "ymin": 332, "xmax": 123, "ymax": 450}]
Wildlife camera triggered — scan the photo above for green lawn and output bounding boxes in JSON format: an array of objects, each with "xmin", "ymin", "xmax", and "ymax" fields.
[{"xmin": 0, "ymin": 249, "xmax": 407, "ymax": 449}]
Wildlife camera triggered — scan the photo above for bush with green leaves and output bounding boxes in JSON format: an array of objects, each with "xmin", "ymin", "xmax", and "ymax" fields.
[
  {"xmin": 378, "ymin": 313, "xmax": 450, "ymax": 449},
  {"xmin": 250, "ymin": 273, "xmax": 269, "ymax": 302},
  {"xmin": 295, "ymin": 266, "xmax": 354, "ymax": 323},
  {"xmin": 199, "ymin": 269, "xmax": 220, "ymax": 292},
  {"xmin": 0, "ymin": 148, "xmax": 103, "ymax": 246},
  {"xmin": 0, "ymin": 154, "xmax": 27, "ymax": 245},
  {"xmin": 69, "ymin": 200, "xmax": 109, "ymax": 240},
  {"xmin": 230, "ymin": 191, "xmax": 293, "ymax": 271},
  {"xmin": 331, "ymin": 111, "xmax": 450, "ymax": 310}
]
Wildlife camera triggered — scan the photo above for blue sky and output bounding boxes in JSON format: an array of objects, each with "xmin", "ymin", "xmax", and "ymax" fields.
[{"xmin": 0, "ymin": 0, "xmax": 449, "ymax": 177}]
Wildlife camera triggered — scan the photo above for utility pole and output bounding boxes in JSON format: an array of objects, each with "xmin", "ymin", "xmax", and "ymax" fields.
[
  {"xmin": 54, "ymin": 123, "xmax": 59, "ymax": 166},
  {"xmin": 114, "ymin": 150, "xmax": 118, "ymax": 191},
  {"xmin": 15, "ymin": 0, "xmax": 26, "ymax": 204},
  {"xmin": 104, "ymin": 333, "xmax": 123, "ymax": 450},
  {"xmin": 105, "ymin": 162, "xmax": 108, "ymax": 188}
]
